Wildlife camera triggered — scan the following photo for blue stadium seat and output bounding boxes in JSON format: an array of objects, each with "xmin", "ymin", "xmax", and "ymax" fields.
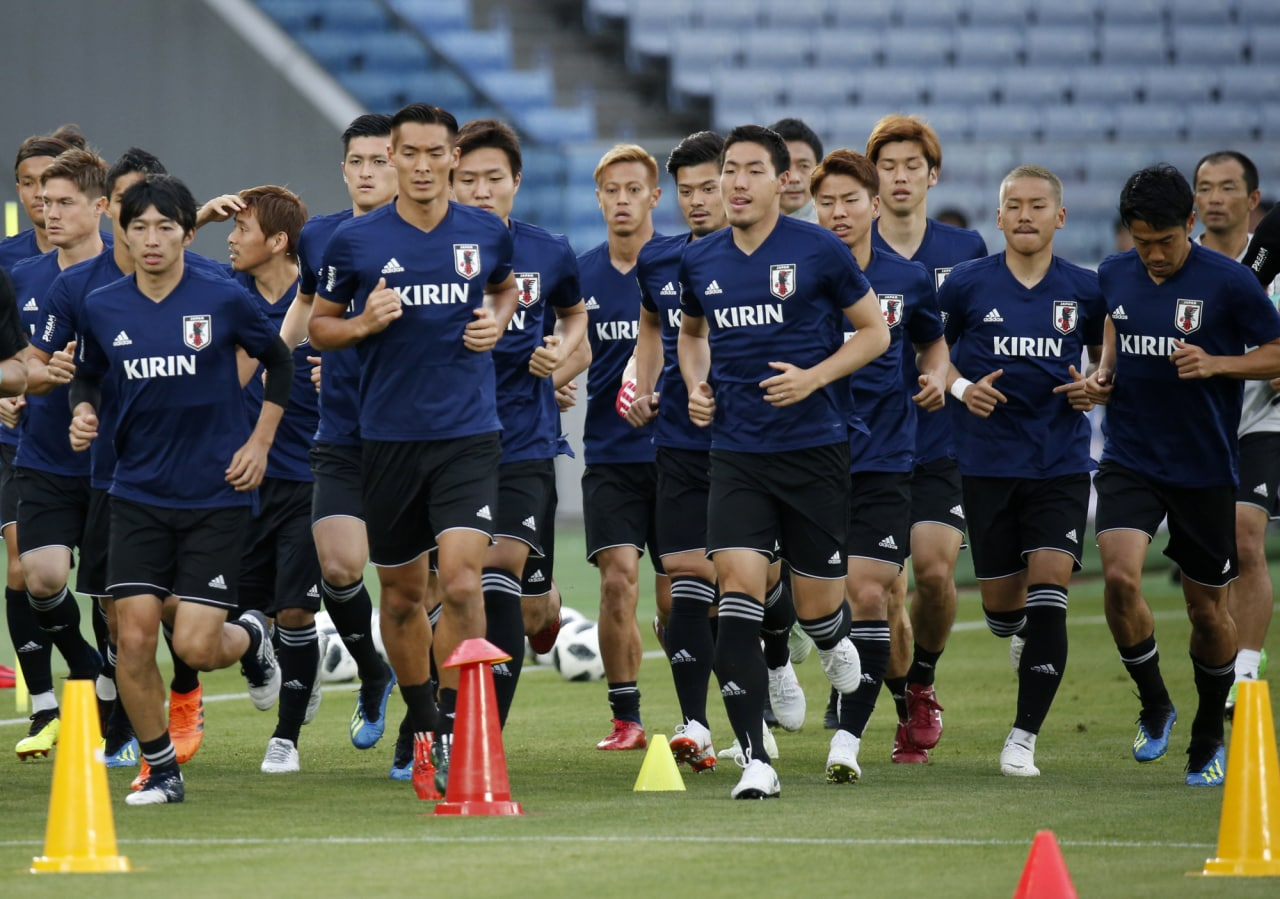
[
  {"xmin": 928, "ymin": 182, "xmax": 991, "ymax": 219},
  {"xmin": 756, "ymin": 104, "xmax": 829, "ymax": 134},
  {"xmin": 712, "ymin": 101, "xmax": 758, "ymax": 133},
  {"xmin": 1025, "ymin": 145, "xmax": 1087, "ymax": 183},
  {"xmin": 812, "ymin": 29, "xmax": 881, "ymax": 68},
  {"xmin": 742, "ymin": 29, "xmax": 815, "ymax": 69},
  {"xmin": 258, "ymin": 0, "xmax": 320, "ymax": 32},
  {"xmin": 1042, "ymin": 104, "xmax": 1115, "ymax": 141},
  {"xmin": 759, "ymin": 0, "xmax": 830, "ymax": 29},
  {"xmin": 1070, "ymin": 68, "xmax": 1142, "ymax": 105},
  {"xmin": 1185, "ymin": 103, "xmax": 1260, "ymax": 141},
  {"xmin": 1219, "ymin": 66, "xmax": 1280, "ymax": 104},
  {"xmin": 712, "ymin": 69, "xmax": 785, "ymax": 112},
  {"xmin": 358, "ymin": 31, "xmax": 433, "ymax": 73},
  {"xmin": 954, "ymin": 26, "xmax": 1025, "ymax": 67},
  {"xmin": 825, "ymin": 107, "xmax": 889, "ymax": 144},
  {"xmin": 912, "ymin": 107, "xmax": 975, "ymax": 143},
  {"xmin": 1098, "ymin": 25, "xmax": 1169, "ymax": 65},
  {"xmin": 897, "ymin": 0, "xmax": 962, "ymax": 28},
  {"xmin": 1140, "ymin": 65, "xmax": 1220, "ymax": 104},
  {"xmin": 926, "ymin": 68, "xmax": 1001, "ymax": 105},
  {"xmin": 339, "ymin": 71, "xmax": 405, "ymax": 111},
  {"xmin": 883, "ymin": 28, "xmax": 954, "ymax": 67},
  {"xmin": 1025, "ymin": 26, "xmax": 1095, "ymax": 65},
  {"xmin": 1164, "ymin": 0, "xmax": 1232, "ymax": 26},
  {"xmin": 625, "ymin": 9, "xmax": 684, "ymax": 64},
  {"xmin": 691, "ymin": 0, "xmax": 764, "ymax": 28},
  {"xmin": 566, "ymin": 188, "xmax": 605, "ymax": 229},
  {"xmin": 1097, "ymin": 0, "xmax": 1167, "ymax": 25},
  {"xmin": 476, "ymin": 68, "xmax": 555, "ymax": 110},
  {"xmin": 1259, "ymin": 105, "xmax": 1280, "ymax": 139},
  {"xmin": 520, "ymin": 149, "xmax": 567, "ymax": 187},
  {"xmin": 1111, "ymin": 103, "xmax": 1187, "ymax": 142},
  {"xmin": 314, "ymin": 0, "xmax": 390, "ymax": 33},
  {"xmin": 1248, "ymin": 27, "xmax": 1280, "ymax": 62},
  {"xmin": 997, "ymin": 67, "xmax": 1071, "ymax": 104},
  {"xmin": 1029, "ymin": 0, "xmax": 1096, "ymax": 27},
  {"xmin": 831, "ymin": 0, "xmax": 896, "ymax": 30},
  {"xmin": 296, "ymin": 31, "xmax": 361, "ymax": 71},
  {"xmin": 1238, "ymin": 0, "xmax": 1280, "ymax": 26},
  {"xmin": 669, "ymin": 31, "xmax": 741, "ymax": 97},
  {"xmin": 387, "ymin": 0, "xmax": 470, "ymax": 32},
  {"xmin": 434, "ymin": 29, "xmax": 512, "ymax": 73},
  {"xmin": 972, "ymin": 104, "xmax": 1043, "ymax": 142},
  {"xmin": 1171, "ymin": 25, "xmax": 1247, "ymax": 66},
  {"xmin": 855, "ymin": 70, "xmax": 929, "ymax": 107},
  {"xmin": 1083, "ymin": 144, "xmax": 1157, "ymax": 185},
  {"xmin": 780, "ymin": 68, "xmax": 856, "ymax": 106},
  {"xmin": 520, "ymin": 104, "xmax": 596, "ymax": 145},
  {"xmin": 963, "ymin": 0, "xmax": 1030, "ymax": 28},
  {"xmin": 402, "ymin": 70, "xmax": 475, "ymax": 109},
  {"xmin": 941, "ymin": 144, "xmax": 1015, "ymax": 182}
]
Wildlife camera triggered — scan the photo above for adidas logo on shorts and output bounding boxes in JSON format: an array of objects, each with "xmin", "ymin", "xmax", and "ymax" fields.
[
  {"xmin": 585, "ymin": 296, "xmax": 600, "ymax": 310},
  {"xmin": 721, "ymin": 680, "xmax": 746, "ymax": 696},
  {"xmin": 208, "ymin": 574, "xmax": 227, "ymax": 590},
  {"xmin": 1065, "ymin": 529, "xmax": 1078, "ymax": 544},
  {"xmin": 1254, "ymin": 483, "xmax": 1269, "ymax": 497},
  {"xmin": 527, "ymin": 569, "xmax": 545, "ymax": 584},
  {"xmin": 522, "ymin": 515, "xmax": 537, "ymax": 530},
  {"xmin": 1223, "ymin": 559, "xmax": 1232, "ymax": 574},
  {"xmin": 828, "ymin": 550, "xmax": 843, "ymax": 565},
  {"xmin": 381, "ymin": 257, "xmax": 404, "ymax": 274},
  {"xmin": 307, "ymin": 584, "xmax": 320, "ymax": 598},
  {"xmin": 113, "ymin": 331, "xmax": 132, "ymax": 347},
  {"xmin": 983, "ymin": 308, "xmax": 1004, "ymax": 323},
  {"xmin": 950, "ymin": 505, "xmax": 966, "ymax": 519},
  {"xmin": 660, "ymin": 281, "xmax": 677, "ymax": 296},
  {"xmin": 705, "ymin": 280, "xmax": 723, "ymax": 295},
  {"xmin": 492, "ymin": 663, "xmax": 511, "ymax": 677},
  {"xmin": 1112, "ymin": 305, "xmax": 1129, "ymax": 320},
  {"xmin": 23, "ymin": 298, "xmax": 37, "ymax": 312},
  {"xmin": 476, "ymin": 505, "xmax": 492, "ymax": 521},
  {"xmin": 1030, "ymin": 663, "xmax": 1060, "ymax": 676},
  {"xmin": 878, "ymin": 535, "xmax": 897, "ymax": 550}
]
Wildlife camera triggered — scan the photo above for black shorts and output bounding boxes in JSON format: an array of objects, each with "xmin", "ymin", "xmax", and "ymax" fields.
[
  {"xmin": 16, "ymin": 467, "xmax": 89, "ymax": 556},
  {"xmin": 847, "ymin": 470, "xmax": 911, "ymax": 568},
  {"xmin": 962, "ymin": 474, "xmax": 1090, "ymax": 580},
  {"xmin": 655, "ymin": 447, "xmax": 711, "ymax": 558},
  {"xmin": 1095, "ymin": 461, "xmax": 1237, "ymax": 588},
  {"xmin": 0, "ymin": 442, "xmax": 17, "ymax": 530},
  {"xmin": 582, "ymin": 462, "xmax": 660, "ymax": 566},
  {"xmin": 78, "ymin": 487, "xmax": 111, "ymax": 598},
  {"xmin": 108, "ymin": 497, "xmax": 251, "ymax": 609},
  {"xmin": 362, "ymin": 433, "xmax": 501, "ymax": 568},
  {"xmin": 1237, "ymin": 432, "xmax": 1280, "ymax": 519},
  {"xmin": 707, "ymin": 444, "xmax": 849, "ymax": 580},
  {"xmin": 910, "ymin": 457, "xmax": 967, "ymax": 535},
  {"xmin": 239, "ymin": 478, "xmax": 322, "ymax": 615},
  {"xmin": 495, "ymin": 458, "xmax": 555, "ymax": 558},
  {"xmin": 311, "ymin": 441, "xmax": 364, "ymax": 525},
  {"xmin": 521, "ymin": 473, "xmax": 558, "ymax": 597}
]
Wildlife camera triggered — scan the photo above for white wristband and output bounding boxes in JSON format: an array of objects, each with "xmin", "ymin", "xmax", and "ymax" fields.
[{"xmin": 950, "ymin": 378, "xmax": 973, "ymax": 402}]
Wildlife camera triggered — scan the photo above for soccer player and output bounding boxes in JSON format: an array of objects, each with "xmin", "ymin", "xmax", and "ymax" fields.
[
  {"xmin": 0, "ymin": 126, "xmax": 89, "ymax": 271},
  {"xmin": 939, "ymin": 165, "xmax": 1105, "ymax": 776},
  {"xmin": 1192, "ymin": 150, "xmax": 1277, "ymax": 715},
  {"xmin": 865, "ymin": 114, "xmax": 987, "ymax": 761},
  {"xmin": 768, "ymin": 117, "xmax": 822, "ymax": 224},
  {"xmin": 69, "ymin": 174, "xmax": 294, "ymax": 805},
  {"xmin": 310, "ymin": 103, "xmax": 516, "ymax": 797},
  {"xmin": 578, "ymin": 143, "xmax": 666, "ymax": 751},
  {"xmin": 678, "ymin": 125, "xmax": 888, "ymax": 798},
  {"xmin": 1084, "ymin": 164, "xmax": 1280, "ymax": 786},
  {"xmin": 451, "ymin": 117, "xmax": 586, "ymax": 726},
  {"xmin": 811, "ymin": 149, "xmax": 948, "ymax": 782}
]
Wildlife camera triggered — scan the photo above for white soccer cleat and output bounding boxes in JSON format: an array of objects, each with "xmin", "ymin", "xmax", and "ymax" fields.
[
  {"xmin": 670, "ymin": 719, "xmax": 717, "ymax": 773},
  {"xmin": 818, "ymin": 637, "xmax": 862, "ymax": 695},
  {"xmin": 767, "ymin": 661, "xmax": 806, "ymax": 731},
  {"xmin": 238, "ymin": 610, "xmax": 281, "ymax": 712},
  {"xmin": 1000, "ymin": 729, "xmax": 1040, "ymax": 777},
  {"xmin": 1009, "ymin": 635, "xmax": 1026, "ymax": 672},
  {"xmin": 261, "ymin": 737, "xmax": 300, "ymax": 774},
  {"xmin": 826, "ymin": 729, "xmax": 862, "ymax": 784},
  {"xmin": 717, "ymin": 723, "xmax": 778, "ymax": 761},
  {"xmin": 730, "ymin": 754, "xmax": 780, "ymax": 800}
]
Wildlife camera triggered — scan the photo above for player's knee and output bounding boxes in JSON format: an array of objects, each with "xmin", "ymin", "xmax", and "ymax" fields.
[
  {"xmin": 599, "ymin": 567, "xmax": 638, "ymax": 608},
  {"xmin": 438, "ymin": 568, "xmax": 482, "ymax": 608},
  {"xmin": 1237, "ymin": 540, "xmax": 1267, "ymax": 573},
  {"xmin": 1103, "ymin": 567, "xmax": 1142, "ymax": 607},
  {"xmin": 380, "ymin": 586, "xmax": 426, "ymax": 620},
  {"xmin": 275, "ymin": 607, "xmax": 314, "ymax": 630},
  {"xmin": 913, "ymin": 561, "xmax": 954, "ymax": 602},
  {"xmin": 1185, "ymin": 597, "xmax": 1230, "ymax": 635},
  {"xmin": 849, "ymin": 582, "xmax": 890, "ymax": 619},
  {"xmin": 116, "ymin": 619, "xmax": 159, "ymax": 665},
  {"xmin": 319, "ymin": 555, "xmax": 363, "ymax": 587}
]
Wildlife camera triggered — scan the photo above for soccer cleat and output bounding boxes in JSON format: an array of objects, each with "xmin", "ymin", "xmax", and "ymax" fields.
[
  {"xmin": 596, "ymin": 718, "xmax": 647, "ymax": 751},
  {"xmin": 826, "ymin": 729, "xmax": 862, "ymax": 784},
  {"xmin": 1186, "ymin": 743, "xmax": 1226, "ymax": 787},
  {"xmin": 788, "ymin": 622, "xmax": 813, "ymax": 665},
  {"xmin": 15, "ymin": 709, "xmax": 60, "ymax": 760},
  {"xmin": 817, "ymin": 637, "xmax": 862, "ymax": 695},
  {"xmin": 238, "ymin": 610, "xmax": 281, "ymax": 711},
  {"xmin": 670, "ymin": 720, "xmax": 717, "ymax": 773},
  {"xmin": 1009, "ymin": 634, "xmax": 1026, "ymax": 671},
  {"xmin": 125, "ymin": 766, "xmax": 185, "ymax": 805},
  {"xmin": 904, "ymin": 684, "xmax": 944, "ymax": 750},
  {"xmin": 1000, "ymin": 730, "xmax": 1040, "ymax": 777},
  {"xmin": 411, "ymin": 732, "xmax": 440, "ymax": 800},
  {"xmin": 350, "ymin": 665, "xmax": 396, "ymax": 750},
  {"xmin": 169, "ymin": 685, "xmax": 205, "ymax": 764},
  {"xmin": 1133, "ymin": 705, "xmax": 1177, "ymax": 763},
  {"xmin": 304, "ymin": 631, "xmax": 327, "ymax": 726},
  {"xmin": 767, "ymin": 661, "xmax": 806, "ymax": 732},
  {"xmin": 105, "ymin": 736, "xmax": 139, "ymax": 768},
  {"xmin": 432, "ymin": 731, "xmax": 452, "ymax": 796},
  {"xmin": 730, "ymin": 754, "xmax": 780, "ymax": 800},
  {"xmin": 130, "ymin": 760, "xmax": 150, "ymax": 791},
  {"xmin": 0, "ymin": 663, "xmax": 14, "ymax": 688},
  {"xmin": 389, "ymin": 729, "xmax": 413, "ymax": 781},
  {"xmin": 527, "ymin": 610, "xmax": 562, "ymax": 656},
  {"xmin": 261, "ymin": 737, "xmax": 300, "ymax": 773},
  {"xmin": 717, "ymin": 724, "xmax": 779, "ymax": 762},
  {"xmin": 892, "ymin": 721, "xmax": 929, "ymax": 764}
]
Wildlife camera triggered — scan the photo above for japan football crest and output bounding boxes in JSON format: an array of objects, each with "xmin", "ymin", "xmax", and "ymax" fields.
[
  {"xmin": 880, "ymin": 294, "xmax": 904, "ymax": 328},
  {"xmin": 183, "ymin": 315, "xmax": 211, "ymax": 351},
  {"xmin": 1175, "ymin": 299, "xmax": 1203, "ymax": 335},
  {"xmin": 770, "ymin": 264, "xmax": 796, "ymax": 300},
  {"xmin": 454, "ymin": 244, "xmax": 481, "ymax": 279},
  {"xmin": 1052, "ymin": 300, "xmax": 1078, "ymax": 335},
  {"xmin": 934, "ymin": 267, "xmax": 953, "ymax": 290},
  {"xmin": 516, "ymin": 272, "xmax": 540, "ymax": 308}
]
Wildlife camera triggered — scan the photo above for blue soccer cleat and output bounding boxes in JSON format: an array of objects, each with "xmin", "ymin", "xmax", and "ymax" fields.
[
  {"xmin": 1133, "ymin": 705, "xmax": 1177, "ymax": 763},
  {"xmin": 106, "ymin": 736, "xmax": 139, "ymax": 768},
  {"xmin": 389, "ymin": 729, "xmax": 413, "ymax": 781},
  {"xmin": 350, "ymin": 667, "xmax": 396, "ymax": 750},
  {"xmin": 1186, "ymin": 744, "xmax": 1226, "ymax": 787}
]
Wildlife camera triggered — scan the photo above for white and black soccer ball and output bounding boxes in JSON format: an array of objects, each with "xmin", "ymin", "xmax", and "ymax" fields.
[
  {"xmin": 552, "ymin": 619, "xmax": 604, "ymax": 682},
  {"xmin": 315, "ymin": 611, "xmax": 358, "ymax": 683}
]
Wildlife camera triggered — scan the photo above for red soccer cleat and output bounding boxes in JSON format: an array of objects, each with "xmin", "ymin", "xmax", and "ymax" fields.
[
  {"xmin": 528, "ymin": 611, "xmax": 562, "ymax": 656},
  {"xmin": 892, "ymin": 721, "xmax": 929, "ymax": 764},
  {"xmin": 0, "ymin": 664, "xmax": 15, "ymax": 688},
  {"xmin": 904, "ymin": 683, "xmax": 944, "ymax": 750},
  {"xmin": 596, "ymin": 718, "xmax": 647, "ymax": 751},
  {"xmin": 169, "ymin": 685, "xmax": 205, "ymax": 764},
  {"xmin": 412, "ymin": 732, "xmax": 441, "ymax": 800}
]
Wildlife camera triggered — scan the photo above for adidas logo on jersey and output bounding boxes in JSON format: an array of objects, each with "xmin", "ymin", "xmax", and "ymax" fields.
[
  {"xmin": 983, "ymin": 308, "xmax": 1004, "ymax": 323},
  {"xmin": 1112, "ymin": 305, "xmax": 1129, "ymax": 320},
  {"xmin": 522, "ymin": 515, "xmax": 537, "ymax": 530},
  {"xmin": 828, "ymin": 550, "xmax": 843, "ymax": 565},
  {"xmin": 660, "ymin": 281, "xmax": 677, "ymax": 296},
  {"xmin": 23, "ymin": 298, "xmax": 37, "ymax": 312},
  {"xmin": 307, "ymin": 584, "xmax": 320, "ymax": 598},
  {"xmin": 585, "ymin": 296, "xmax": 600, "ymax": 310},
  {"xmin": 1254, "ymin": 483, "xmax": 1269, "ymax": 497},
  {"xmin": 527, "ymin": 569, "xmax": 545, "ymax": 584},
  {"xmin": 950, "ymin": 505, "xmax": 966, "ymax": 519},
  {"xmin": 721, "ymin": 680, "xmax": 747, "ymax": 696},
  {"xmin": 283, "ymin": 679, "xmax": 308, "ymax": 691},
  {"xmin": 705, "ymin": 280, "xmax": 722, "ymax": 295},
  {"xmin": 878, "ymin": 535, "xmax": 898, "ymax": 550},
  {"xmin": 670, "ymin": 649, "xmax": 696, "ymax": 663},
  {"xmin": 381, "ymin": 257, "xmax": 405, "ymax": 274},
  {"xmin": 1030, "ymin": 663, "xmax": 1060, "ymax": 676},
  {"xmin": 476, "ymin": 505, "xmax": 492, "ymax": 521},
  {"xmin": 1066, "ymin": 529, "xmax": 1078, "ymax": 544},
  {"xmin": 208, "ymin": 574, "xmax": 227, "ymax": 590},
  {"xmin": 113, "ymin": 331, "xmax": 132, "ymax": 347}
]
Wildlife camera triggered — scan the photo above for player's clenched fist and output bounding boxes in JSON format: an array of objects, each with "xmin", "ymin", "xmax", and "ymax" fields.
[
  {"xmin": 688, "ymin": 380, "xmax": 715, "ymax": 427},
  {"xmin": 69, "ymin": 403, "xmax": 98, "ymax": 451},
  {"xmin": 359, "ymin": 277, "xmax": 401, "ymax": 335}
]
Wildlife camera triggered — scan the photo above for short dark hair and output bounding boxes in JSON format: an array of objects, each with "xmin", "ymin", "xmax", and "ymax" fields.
[
  {"xmin": 768, "ymin": 117, "xmax": 823, "ymax": 166},
  {"xmin": 119, "ymin": 174, "xmax": 198, "ymax": 235},
  {"xmin": 1119, "ymin": 164, "xmax": 1194, "ymax": 231},
  {"xmin": 390, "ymin": 103, "xmax": 458, "ymax": 144},
  {"xmin": 1193, "ymin": 150, "xmax": 1259, "ymax": 195},
  {"xmin": 722, "ymin": 125, "xmax": 790, "ymax": 180},
  {"xmin": 456, "ymin": 118, "xmax": 522, "ymax": 178},
  {"xmin": 666, "ymin": 131, "xmax": 725, "ymax": 177},
  {"xmin": 13, "ymin": 133, "xmax": 74, "ymax": 179},
  {"xmin": 341, "ymin": 113, "xmax": 393, "ymax": 153},
  {"xmin": 810, "ymin": 148, "xmax": 880, "ymax": 198},
  {"xmin": 39, "ymin": 148, "xmax": 109, "ymax": 199},
  {"xmin": 106, "ymin": 148, "xmax": 167, "ymax": 198}
]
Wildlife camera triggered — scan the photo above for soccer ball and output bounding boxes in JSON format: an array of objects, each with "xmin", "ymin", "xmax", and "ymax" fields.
[
  {"xmin": 533, "ymin": 606, "xmax": 587, "ymax": 666},
  {"xmin": 553, "ymin": 619, "xmax": 605, "ymax": 682},
  {"xmin": 315, "ymin": 611, "xmax": 357, "ymax": 683}
]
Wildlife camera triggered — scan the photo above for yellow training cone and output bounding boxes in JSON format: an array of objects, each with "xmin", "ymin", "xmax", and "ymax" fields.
[
  {"xmin": 15, "ymin": 658, "xmax": 28, "ymax": 713},
  {"xmin": 633, "ymin": 734, "xmax": 686, "ymax": 792},
  {"xmin": 30, "ymin": 680, "xmax": 130, "ymax": 874},
  {"xmin": 1202, "ymin": 680, "xmax": 1280, "ymax": 877}
]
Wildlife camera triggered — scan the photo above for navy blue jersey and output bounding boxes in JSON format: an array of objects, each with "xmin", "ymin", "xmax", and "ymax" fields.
[
  {"xmin": 0, "ymin": 230, "xmax": 41, "ymax": 274},
  {"xmin": 319, "ymin": 202, "xmax": 513, "ymax": 442},
  {"xmin": 1099, "ymin": 243, "xmax": 1280, "ymax": 487},
  {"xmin": 638, "ymin": 233, "xmax": 711, "ymax": 452},
  {"xmin": 679, "ymin": 216, "xmax": 871, "ymax": 453},
  {"xmin": 872, "ymin": 218, "xmax": 987, "ymax": 464},
  {"xmin": 941, "ymin": 254, "xmax": 1106, "ymax": 478},
  {"xmin": 299, "ymin": 209, "xmax": 361, "ymax": 447},
  {"xmin": 496, "ymin": 218, "xmax": 580, "ymax": 463},
  {"xmin": 10, "ymin": 251, "xmax": 88, "ymax": 476},
  {"xmin": 580, "ymin": 240, "xmax": 656, "ymax": 465},
  {"xmin": 847, "ymin": 249, "xmax": 943, "ymax": 473},
  {"xmin": 234, "ymin": 272, "xmax": 317, "ymax": 482},
  {"xmin": 78, "ymin": 265, "xmax": 283, "ymax": 509}
]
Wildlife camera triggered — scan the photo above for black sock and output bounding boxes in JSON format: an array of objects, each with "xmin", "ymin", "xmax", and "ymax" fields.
[
  {"xmin": 798, "ymin": 602, "xmax": 851, "ymax": 651},
  {"xmin": 1013, "ymin": 586, "xmax": 1069, "ymax": 735},
  {"xmin": 272, "ymin": 623, "xmax": 318, "ymax": 744},
  {"xmin": 907, "ymin": 644, "xmax": 943, "ymax": 686},
  {"xmin": 139, "ymin": 733, "xmax": 178, "ymax": 773},
  {"xmin": 1118, "ymin": 634, "xmax": 1171, "ymax": 712},
  {"xmin": 983, "ymin": 604, "xmax": 1027, "ymax": 638},
  {"xmin": 483, "ymin": 568, "xmax": 525, "ymax": 728},
  {"xmin": 29, "ymin": 586, "xmax": 100, "ymax": 678},
  {"xmin": 321, "ymin": 579, "xmax": 386, "ymax": 682},
  {"xmin": 7, "ymin": 586, "xmax": 54, "ymax": 695},
  {"xmin": 606, "ymin": 681, "xmax": 641, "ymax": 725},
  {"xmin": 884, "ymin": 676, "xmax": 909, "ymax": 721},
  {"xmin": 428, "ymin": 604, "xmax": 442, "ymax": 685},
  {"xmin": 666, "ymin": 576, "xmax": 717, "ymax": 727},
  {"xmin": 400, "ymin": 681, "xmax": 439, "ymax": 735},
  {"xmin": 760, "ymin": 578, "xmax": 795, "ymax": 670},
  {"xmin": 102, "ymin": 640, "xmax": 117, "ymax": 685},
  {"xmin": 839, "ymin": 619, "xmax": 890, "ymax": 738},
  {"xmin": 164, "ymin": 623, "xmax": 201, "ymax": 694},
  {"xmin": 1190, "ymin": 653, "xmax": 1234, "ymax": 748},
  {"xmin": 714, "ymin": 592, "xmax": 768, "ymax": 764},
  {"xmin": 91, "ymin": 599, "xmax": 110, "ymax": 660},
  {"xmin": 437, "ymin": 687, "xmax": 457, "ymax": 736}
]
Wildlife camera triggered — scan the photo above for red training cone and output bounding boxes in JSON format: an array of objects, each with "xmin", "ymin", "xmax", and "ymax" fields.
[
  {"xmin": 1013, "ymin": 831, "xmax": 1077, "ymax": 899},
  {"xmin": 434, "ymin": 638, "xmax": 523, "ymax": 816}
]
